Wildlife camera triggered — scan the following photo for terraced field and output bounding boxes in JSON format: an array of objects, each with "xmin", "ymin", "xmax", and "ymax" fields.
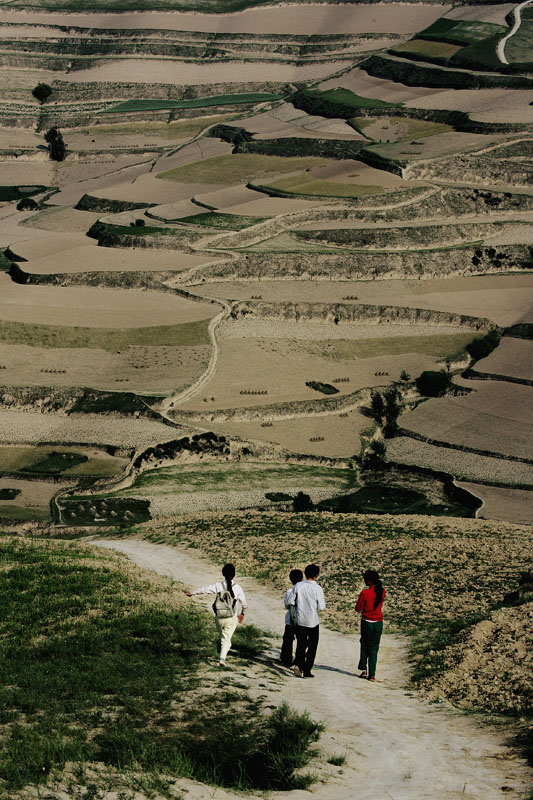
[{"xmin": 0, "ymin": 0, "xmax": 531, "ymax": 530}]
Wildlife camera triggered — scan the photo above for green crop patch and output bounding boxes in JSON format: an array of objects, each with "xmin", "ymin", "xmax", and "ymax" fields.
[
  {"xmin": 0, "ymin": 319, "xmax": 210, "ymax": 351},
  {"xmin": 178, "ymin": 212, "xmax": 268, "ymax": 230},
  {"xmin": 84, "ymin": 114, "xmax": 237, "ymax": 139},
  {"xmin": 418, "ymin": 18, "xmax": 506, "ymax": 46},
  {"xmin": 21, "ymin": 451, "xmax": 88, "ymax": 475},
  {"xmin": 0, "ymin": 505, "xmax": 50, "ymax": 521},
  {"xmin": 257, "ymin": 173, "xmax": 385, "ymax": 199},
  {"xmin": 316, "ymin": 485, "xmax": 469, "ymax": 517},
  {"xmin": 102, "ymin": 92, "xmax": 285, "ymax": 115},
  {"xmin": 391, "ymin": 38, "xmax": 464, "ymax": 64},
  {"xmin": 308, "ymin": 87, "xmax": 402, "ymax": 110},
  {"xmin": 157, "ymin": 153, "xmax": 332, "ymax": 185},
  {"xmin": 311, "ymin": 332, "xmax": 477, "ymax": 361},
  {"xmin": 504, "ymin": 20, "xmax": 533, "ymax": 65},
  {"xmin": 59, "ymin": 495, "xmax": 151, "ymax": 526}
]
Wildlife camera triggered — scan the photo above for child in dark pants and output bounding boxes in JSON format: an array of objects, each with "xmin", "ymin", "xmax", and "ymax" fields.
[
  {"xmin": 280, "ymin": 569, "xmax": 303, "ymax": 668},
  {"xmin": 355, "ymin": 569, "xmax": 386, "ymax": 682}
]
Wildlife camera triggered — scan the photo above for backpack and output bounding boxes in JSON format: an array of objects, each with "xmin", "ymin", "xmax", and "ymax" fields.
[
  {"xmin": 213, "ymin": 585, "xmax": 239, "ymax": 619},
  {"xmin": 289, "ymin": 590, "xmax": 298, "ymax": 626}
]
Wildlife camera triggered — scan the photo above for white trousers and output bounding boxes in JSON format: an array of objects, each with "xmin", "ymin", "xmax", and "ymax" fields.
[{"xmin": 215, "ymin": 615, "xmax": 239, "ymax": 661}]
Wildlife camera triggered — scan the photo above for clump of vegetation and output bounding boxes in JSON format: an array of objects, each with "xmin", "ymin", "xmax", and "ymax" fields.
[
  {"xmin": 293, "ymin": 491, "xmax": 314, "ymax": 512},
  {"xmin": 415, "ymin": 370, "xmax": 452, "ymax": 397},
  {"xmin": 44, "ymin": 127, "xmax": 66, "ymax": 162},
  {"xmin": 466, "ymin": 329, "xmax": 501, "ymax": 362},
  {"xmin": 368, "ymin": 387, "xmax": 401, "ymax": 438},
  {"xmin": 305, "ymin": 381, "xmax": 339, "ymax": 395},
  {"xmin": 361, "ymin": 438, "xmax": 387, "ymax": 470},
  {"xmin": 32, "ymin": 83, "xmax": 52, "ymax": 104},
  {"xmin": 317, "ymin": 485, "xmax": 469, "ymax": 517},
  {"xmin": 16, "ymin": 197, "xmax": 38, "ymax": 211},
  {"xmin": 0, "ymin": 488, "xmax": 20, "ymax": 500},
  {"xmin": 21, "ymin": 451, "xmax": 88, "ymax": 475},
  {"xmin": 0, "ymin": 538, "xmax": 321, "ymax": 795},
  {"xmin": 59, "ymin": 495, "xmax": 151, "ymax": 526}
]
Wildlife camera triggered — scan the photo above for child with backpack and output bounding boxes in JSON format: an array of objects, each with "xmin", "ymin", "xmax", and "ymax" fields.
[
  {"xmin": 184, "ymin": 563, "xmax": 247, "ymax": 667},
  {"xmin": 280, "ymin": 568, "xmax": 303, "ymax": 668}
]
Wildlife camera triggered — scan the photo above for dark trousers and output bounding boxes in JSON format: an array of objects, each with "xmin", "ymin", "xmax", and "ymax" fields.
[
  {"xmin": 294, "ymin": 624, "xmax": 319, "ymax": 675},
  {"xmin": 358, "ymin": 619, "xmax": 383, "ymax": 678},
  {"xmin": 280, "ymin": 624, "xmax": 296, "ymax": 667}
]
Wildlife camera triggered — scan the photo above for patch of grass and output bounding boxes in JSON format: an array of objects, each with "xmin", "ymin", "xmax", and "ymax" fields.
[
  {"xmin": 305, "ymin": 87, "xmax": 402, "ymax": 111},
  {"xmin": 0, "ymin": 446, "xmax": 128, "ymax": 478},
  {"xmin": 83, "ymin": 114, "xmax": 237, "ymax": 139},
  {"xmin": 504, "ymin": 19, "xmax": 533, "ymax": 65},
  {"xmin": 21, "ymin": 451, "xmax": 88, "ymax": 475},
  {"xmin": 419, "ymin": 18, "xmax": 506, "ymax": 46},
  {"xmin": 327, "ymin": 754, "xmax": 346, "ymax": 766},
  {"xmin": 350, "ymin": 116, "xmax": 452, "ymax": 140},
  {"xmin": 157, "ymin": 153, "xmax": 331, "ymax": 185},
  {"xmin": 0, "ymin": 318, "xmax": 210, "ymax": 351},
  {"xmin": 305, "ymin": 381, "xmax": 339, "ymax": 395},
  {"xmin": 231, "ymin": 623, "xmax": 270, "ymax": 658},
  {"xmin": 0, "ymin": 250, "xmax": 12, "ymax": 271},
  {"xmin": 0, "ymin": 185, "xmax": 48, "ymax": 202},
  {"xmin": 316, "ymin": 486, "xmax": 469, "ymax": 517},
  {"xmin": 178, "ymin": 211, "xmax": 268, "ymax": 230},
  {"xmin": 87, "ymin": 220, "xmax": 204, "ymax": 241},
  {"xmin": 101, "ymin": 92, "xmax": 285, "ymax": 115},
  {"xmin": 0, "ymin": 537, "xmax": 321, "ymax": 793},
  {"xmin": 257, "ymin": 173, "xmax": 385, "ymax": 198},
  {"xmin": 391, "ymin": 38, "xmax": 464, "ymax": 63},
  {"xmin": 0, "ymin": 505, "xmax": 50, "ymax": 521}
]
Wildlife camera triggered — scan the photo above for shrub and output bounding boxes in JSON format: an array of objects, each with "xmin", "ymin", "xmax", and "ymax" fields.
[
  {"xmin": 415, "ymin": 370, "xmax": 452, "ymax": 397},
  {"xmin": 361, "ymin": 439, "xmax": 387, "ymax": 470},
  {"xmin": 16, "ymin": 197, "xmax": 38, "ymax": 211},
  {"xmin": 44, "ymin": 128, "xmax": 66, "ymax": 162},
  {"xmin": 293, "ymin": 492, "xmax": 314, "ymax": 512},
  {"xmin": 305, "ymin": 381, "xmax": 339, "ymax": 395},
  {"xmin": 32, "ymin": 83, "xmax": 52, "ymax": 104},
  {"xmin": 466, "ymin": 329, "xmax": 501, "ymax": 362}
]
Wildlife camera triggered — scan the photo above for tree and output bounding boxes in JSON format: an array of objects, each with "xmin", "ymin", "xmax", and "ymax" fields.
[
  {"xmin": 16, "ymin": 197, "xmax": 38, "ymax": 211},
  {"xmin": 44, "ymin": 127, "xmax": 66, "ymax": 162},
  {"xmin": 400, "ymin": 369, "xmax": 410, "ymax": 383},
  {"xmin": 32, "ymin": 83, "xmax": 52, "ymax": 104},
  {"xmin": 292, "ymin": 492, "xmax": 313, "ymax": 512},
  {"xmin": 361, "ymin": 439, "xmax": 386, "ymax": 470},
  {"xmin": 415, "ymin": 370, "xmax": 452, "ymax": 397},
  {"xmin": 382, "ymin": 386, "xmax": 401, "ymax": 438},
  {"xmin": 369, "ymin": 390, "xmax": 385, "ymax": 425}
]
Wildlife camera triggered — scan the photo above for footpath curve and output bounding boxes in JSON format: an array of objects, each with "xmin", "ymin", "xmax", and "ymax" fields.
[
  {"xmin": 91, "ymin": 538, "xmax": 531, "ymax": 800},
  {"xmin": 497, "ymin": 0, "xmax": 533, "ymax": 65}
]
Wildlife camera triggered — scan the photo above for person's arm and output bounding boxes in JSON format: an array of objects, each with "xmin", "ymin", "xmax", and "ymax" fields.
[
  {"xmin": 355, "ymin": 590, "xmax": 365, "ymax": 613},
  {"xmin": 317, "ymin": 585, "xmax": 326, "ymax": 611},
  {"xmin": 236, "ymin": 585, "xmax": 247, "ymax": 623},
  {"xmin": 285, "ymin": 587, "xmax": 295, "ymax": 608},
  {"xmin": 183, "ymin": 582, "xmax": 219, "ymax": 597}
]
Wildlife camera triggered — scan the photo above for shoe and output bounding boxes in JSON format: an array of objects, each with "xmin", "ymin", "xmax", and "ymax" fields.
[
  {"xmin": 358, "ymin": 671, "xmax": 367, "ymax": 679},
  {"xmin": 293, "ymin": 665, "xmax": 303, "ymax": 677},
  {"xmin": 367, "ymin": 676, "xmax": 376, "ymax": 682},
  {"xmin": 219, "ymin": 661, "xmax": 226, "ymax": 668},
  {"xmin": 303, "ymin": 673, "xmax": 314, "ymax": 678}
]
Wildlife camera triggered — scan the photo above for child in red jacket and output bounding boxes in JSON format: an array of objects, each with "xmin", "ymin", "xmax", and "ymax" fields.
[{"xmin": 355, "ymin": 569, "xmax": 385, "ymax": 682}]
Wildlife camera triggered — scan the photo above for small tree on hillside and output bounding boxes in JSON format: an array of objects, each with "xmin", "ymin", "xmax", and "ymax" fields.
[
  {"xmin": 383, "ymin": 386, "xmax": 401, "ymax": 439},
  {"xmin": 32, "ymin": 83, "xmax": 52, "ymax": 104},
  {"xmin": 44, "ymin": 127, "xmax": 66, "ymax": 162},
  {"xmin": 369, "ymin": 390, "xmax": 385, "ymax": 425}
]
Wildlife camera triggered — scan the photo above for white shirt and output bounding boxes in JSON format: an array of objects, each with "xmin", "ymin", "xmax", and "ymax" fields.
[
  {"xmin": 192, "ymin": 580, "xmax": 248, "ymax": 611},
  {"xmin": 284, "ymin": 586, "xmax": 296, "ymax": 625},
  {"xmin": 288, "ymin": 579, "xmax": 326, "ymax": 628}
]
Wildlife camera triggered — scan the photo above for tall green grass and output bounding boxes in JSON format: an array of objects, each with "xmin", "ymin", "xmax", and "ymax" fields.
[
  {"xmin": 102, "ymin": 92, "xmax": 285, "ymax": 115},
  {"xmin": 0, "ymin": 538, "xmax": 321, "ymax": 794}
]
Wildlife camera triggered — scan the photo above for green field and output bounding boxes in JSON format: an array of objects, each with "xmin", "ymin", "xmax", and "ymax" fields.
[
  {"xmin": 505, "ymin": 20, "xmax": 533, "ymax": 64},
  {"xmin": 0, "ymin": 445, "xmax": 128, "ymax": 477},
  {"xmin": 178, "ymin": 212, "xmax": 269, "ymax": 230},
  {"xmin": 307, "ymin": 87, "xmax": 402, "ymax": 110},
  {"xmin": 417, "ymin": 18, "xmax": 506, "ymax": 46},
  {"xmin": 392, "ymin": 38, "xmax": 464, "ymax": 62},
  {"xmin": 157, "ymin": 153, "xmax": 332, "ymax": 185},
  {"xmin": 102, "ymin": 93, "xmax": 285, "ymax": 115},
  {"xmin": 0, "ymin": 505, "xmax": 50, "ymax": 521},
  {"xmin": 351, "ymin": 116, "xmax": 453, "ymax": 141},
  {"xmin": 258, "ymin": 173, "xmax": 385, "ymax": 198},
  {"xmin": 316, "ymin": 485, "xmax": 469, "ymax": 517},
  {"xmin": 84, "ymin": 114, "xmax": 237, "ymax": 139},
  {"xmin": 0, "ymin": 319, "xmax": 210, "ymax": 352}
]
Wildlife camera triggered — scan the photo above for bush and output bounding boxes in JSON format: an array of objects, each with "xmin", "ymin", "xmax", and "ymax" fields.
[
  {"xmin": 305, "ymin": 381, "xmax": 339, "ymax": 395},
  {"xmin": 415, "ymin": 370, "xmax": 452, "ymax": 397},
  {"xmin": 466, "ymin": 329, "xmax": 501, "ymax": 362},
  {"xmin": 293, "ymin": 492, "xmax": 313, "ymax": 512},
  {"xmin": 44, "ymin": 128, "xmax": 65, "ymax": 162},
  {"xmin": 16, "ymin": 197, "xmax": 38, "ymax": 211},
  {"xmin": 32, "ymin": 83, "xmax": 52, "ymax": 104}
]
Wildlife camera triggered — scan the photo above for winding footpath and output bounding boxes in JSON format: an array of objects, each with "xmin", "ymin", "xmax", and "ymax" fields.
[
  {"xmin": 91, "ymin": 538, "xmax": 531, "ymax": 800},
  {"xmin": 497, "ymin": 0, "xmax": 533, "ymax": 65}
]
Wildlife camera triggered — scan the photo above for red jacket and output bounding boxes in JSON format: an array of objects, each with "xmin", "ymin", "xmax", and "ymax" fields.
[{"xmin": 355, "ymin": 585, "xmax": 385, "ymax": 622}]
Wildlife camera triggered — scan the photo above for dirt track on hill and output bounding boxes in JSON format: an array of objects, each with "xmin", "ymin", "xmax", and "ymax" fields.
[{"xmin": 91, "ymin": 538, "xmax": 531, "ymax": 800}]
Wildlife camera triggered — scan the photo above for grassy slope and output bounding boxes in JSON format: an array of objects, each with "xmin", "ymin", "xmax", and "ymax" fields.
[
  {"xmin": 0, "ymin": 537, "xmax": 320, "ymax": 795},
  {"xmin": 102, "ymin": 93, "xmax": 285, "ymax": 115},
  {"xmin": 0, "ymin": 319, "xmax": 210, "ymax": 351},
  {"xmin": 157, "ymin": 154, "xmax": 332, "ymax": 184}
]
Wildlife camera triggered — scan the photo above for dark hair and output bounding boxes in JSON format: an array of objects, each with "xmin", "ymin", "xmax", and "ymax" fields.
[
  {"xmin": 304, "ymin": 564, "xmax": 320, "ymax": 579},
  {"xmin": 290, "ymin": 568, "xmax": 303, "ymax": 585},
  {"xmin": 222, "ymin": 563, "xmax": 236, "ymax": 598},
  {"xmin": 363, "ymin": 569, "xmax": 384, "ymax": 609}
]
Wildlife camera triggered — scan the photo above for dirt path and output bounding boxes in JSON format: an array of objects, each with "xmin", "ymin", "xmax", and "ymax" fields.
[
  {"xmin": 497, "ymin": 0, "xmax": 533, "ymax": 65},
  {"xmin": 91, "ymin": 538, "xmax": 530, "ymax": 800}
]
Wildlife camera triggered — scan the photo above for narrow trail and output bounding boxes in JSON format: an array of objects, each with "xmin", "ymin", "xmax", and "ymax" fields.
[
  {"xmin": 91, "ymin": 538, "xmax": 530, "ymax": 800},
  {"xmin": 497, "ymin": 0, "xmax": 533, "ymax": 65}
]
